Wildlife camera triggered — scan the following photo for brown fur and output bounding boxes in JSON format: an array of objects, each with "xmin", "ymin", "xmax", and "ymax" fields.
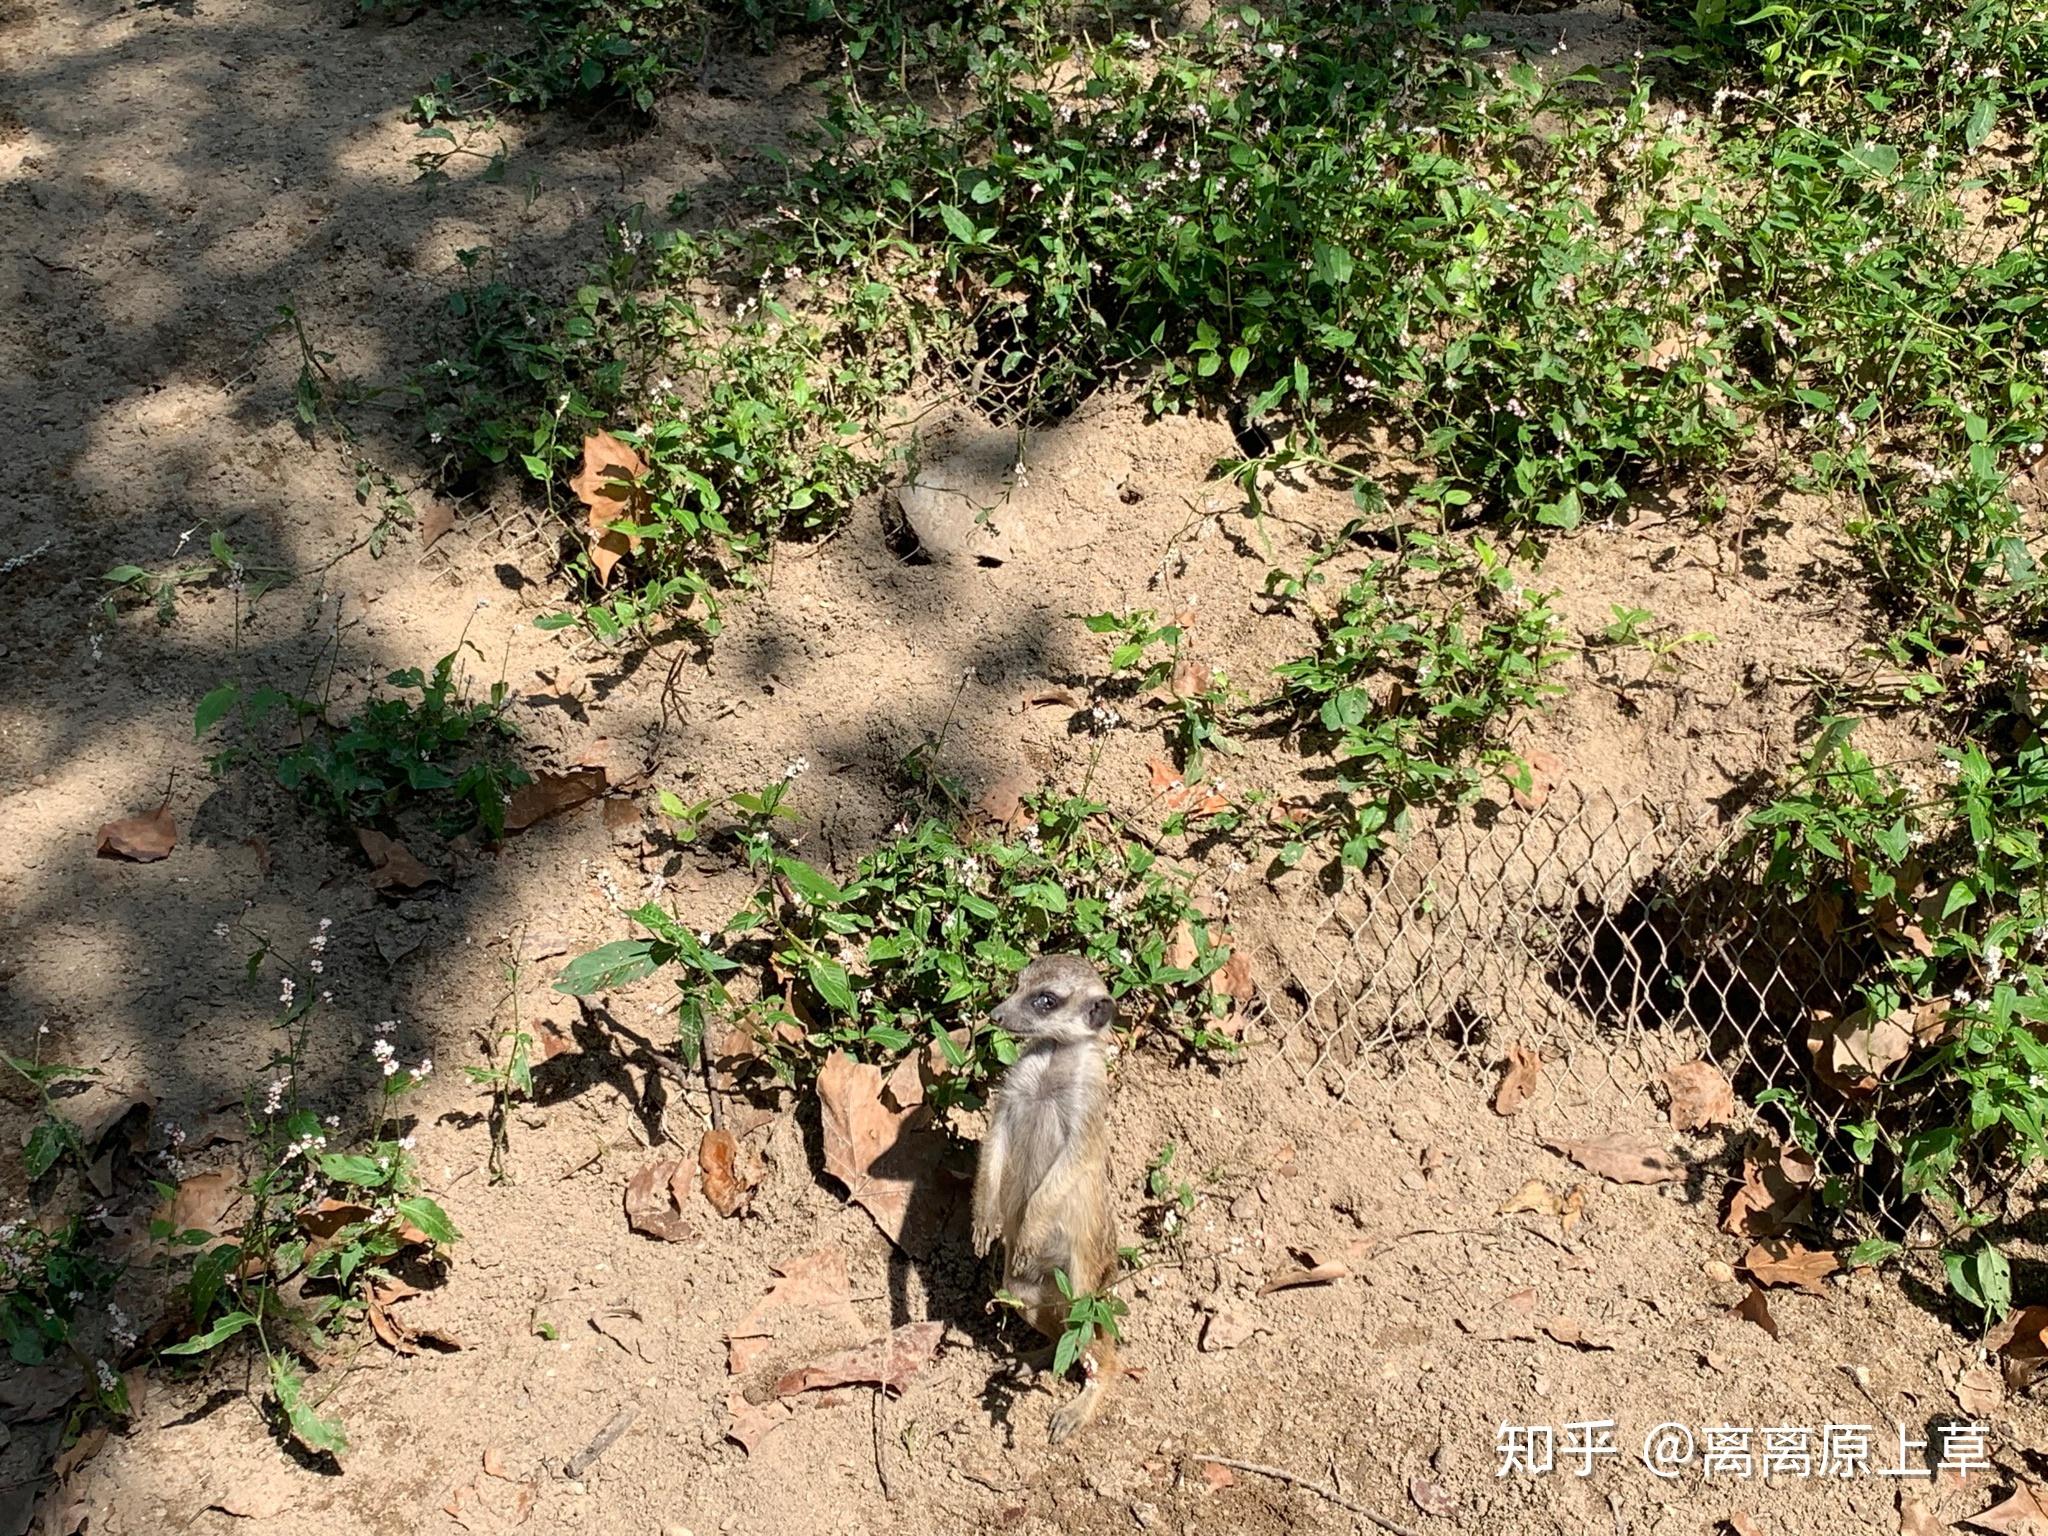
[{"xmin": 972, "ymin": 955, "xmax": 1122, "ymax": 1442}]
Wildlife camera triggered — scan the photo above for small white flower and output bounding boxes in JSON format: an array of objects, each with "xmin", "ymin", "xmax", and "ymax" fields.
[
  {"xmin": 783, "ymin": 756, "xmax": 809, "ymax": 780},
  {"xmin": 278, "ymin": 978, "xmax": 295, "ymax": 1006}
]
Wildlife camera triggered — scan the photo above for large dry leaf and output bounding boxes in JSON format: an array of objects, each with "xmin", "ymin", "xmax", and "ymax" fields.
[
  {"xmin": 623, "ymin": 1159, "xmax": 695, "ymax": 1243},
  {"xmin": 158, "ymin": 1168, "xmax": 240, "ymax": 1245},
  {"xmin": 96, "ymin": 802, "xmax": 176, "ymax": 862},
  {"xmin": 1498, "ymin": 1180, "xmax": 1565, "ymax": 1218},
  {"xmin": 1541, "ymin": 1317, "xmax": 1614, "ymax": 1352},
  {"xmin": 1900, "ymin": 1495, "xmax": 1944, "ymax": 1536},
  {"xmin": 1168, "ymin": 656, "xmax": 1213, "ymax": 700},
  {"xmin": 1545, "ymin": 1134, "xmax": 1682, "ymax": 1185},
  {"xmin": 1986, "ymin": 1305, "xmax": 2048, "ymax": 1376},
  {"xmin": 817, "ymin": 1052, "xmax": 951, "ymax": 1255},
  {"xmin": 699, "ymin": 1128, "xmax": 754, "ymax": 1218},
  {"xmin": 355, "ymin": 827, "xmax": 438, "ymax": 891},
  {"xmin": 1665, "ymin": 1060, "xmax": 1738, "ymax": 1132},
  {"xmin": 1742, "ymin": 1239, "xmax": 1839, "ymax": 1295},
  {"xmin": 1807, "ymin": 1005, "xmax": 1915, "ymax": 1097},
  {"xmin": 1723, "ymin": 1142, "xmax": 1815, "ymax": 1238},
  {"xmin": 1956, "ymin": 1364, "xmax": 2002, "ymax": 1417},
  {"xmin": 569, "ymin": 431, "xmax": 648, "ymax": 586},
  {"xmin": 725, "ymin": 1393, "xmax": 793, "ymax": 1455},
  {"xmin": 1509, "ymin": 747, "xmax": 1565, "ymax": 812},
  {"xmin": 367, "ymin": 1293, "xmax": 464, "ymax": 1355},
  {"xmin": 772, "ymin": 1320, "xmax": 943, "ymax": 1398},
  {"xmin": 1969, "ymin": 1483, "xmax": 2048, "ymax": 1536},
  {"xmin": 503, "ymin": 768, "xmax": 607, "ymax": 833},
  {"xmin": 1145, "ymin": 755, "xmax": 1228, "ymax": 816},
  {"xmin": 1731, "ymin": 1285, "xmax": 1779, "ymax": 1340},
  {"xmin": 727, "ymin": 1249, "xmax": 864, "ymax": 1374},
  {"xmin": 1258, "ymin": 1248, "xmax": 1349, "ymax": 1295},
  {"xmin": 971, "ymin": 771, "xmax": 1034, "ymax": 832},
  {"xmin": 1408, "ymin": 1477, "xmax": 1455, "ymax": 1518},
  {"xmin": 301, "ymin": 1196, "xmax": 432, "ymax": 1248},
  {"xmin": 417, "ymin": 500, "xmax": 456, "ymax": 551},
  {"xmin": 1493, "ymin": 1045, "xmax": 1542, "ymax": 1117}
]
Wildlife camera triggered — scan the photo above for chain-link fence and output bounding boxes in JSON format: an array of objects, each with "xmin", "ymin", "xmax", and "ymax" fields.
[{"xmin": 1255, "ymin": 784, "xmax": 1919, "ymax": 1236}]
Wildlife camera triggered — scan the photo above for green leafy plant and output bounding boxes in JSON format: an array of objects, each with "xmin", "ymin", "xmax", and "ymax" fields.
[
  {"xmin": 557, "ymin": 773, "xmax": 1240, "ymax": 1088},
  {"xmin": 155, "ymin": 922, "xmax": 458, "ymax": 1456},
  {"xmin": 6, "ymin": 1049, "xmax": 100, "ymax": 1182},
  {"xmin": 0, "ymin": 1217, "xmax": 128, "ymax": 1417},
  {"xmin": 1738, "ymin": 701, "xmax": 2048, "ymax": 1320},
  {"xmin": 198, "ymin": 642, "xmax": 530, "ymax": 838},
  {"xmin": 1271, "ymin": 534, "xmax": 1566, "ymax": 867},
  {"xmin": 462, "ymin": 958, "xmax": 536, "ymax": 1182},
  {"xmin": 1048, "ymin": 1266, "xmax": 1127, "ymax": 1377},
  {"xmin": 102, "ymin": 529, "xmax": 291, "ymax": 629}
]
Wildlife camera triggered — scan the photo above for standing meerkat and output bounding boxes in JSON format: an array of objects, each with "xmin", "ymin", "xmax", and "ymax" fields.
[{"xmin": 972, "ymin": 954, "xmax": 1121, "ymax": 1443}]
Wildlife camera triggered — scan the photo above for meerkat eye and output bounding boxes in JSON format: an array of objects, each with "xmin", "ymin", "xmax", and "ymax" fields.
[{"xmin": 1033, "ymin": 991, "xmax": 1057, "ymax": 1013}]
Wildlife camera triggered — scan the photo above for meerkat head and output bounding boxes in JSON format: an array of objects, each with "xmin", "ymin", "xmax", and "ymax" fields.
[{"xmin": 993, "ymin": 954, "xmax": 1115, "ymax": 1045}]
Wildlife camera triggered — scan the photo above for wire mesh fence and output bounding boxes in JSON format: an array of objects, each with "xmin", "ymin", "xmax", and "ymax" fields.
[{"xmin": 1256, "ymin": 783, "xmax": 1918, "ymax": 1237}]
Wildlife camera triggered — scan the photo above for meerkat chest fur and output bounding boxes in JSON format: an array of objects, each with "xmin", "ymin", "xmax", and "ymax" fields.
[{"xmin": 992, "ymin": 1038, "xmax": 1109, "ymax": 1218}]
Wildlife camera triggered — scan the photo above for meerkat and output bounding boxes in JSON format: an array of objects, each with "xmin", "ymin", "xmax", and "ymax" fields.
[{"xmin": 972, "ymin": 953, "xmax": 1121, "ymax": 1444}]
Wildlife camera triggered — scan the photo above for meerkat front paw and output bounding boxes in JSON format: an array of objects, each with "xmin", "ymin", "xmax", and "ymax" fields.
[{"xmin": 971, "ymin": 1219, "xmax": 997, "ymax": 1258}]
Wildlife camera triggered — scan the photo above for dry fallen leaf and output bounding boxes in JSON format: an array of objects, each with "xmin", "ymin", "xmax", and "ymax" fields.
[
  {"xmin": 1545, "ymin": 1134, "xmax": 1682, "ymax": 1185},
  {"xmin": 96, "ymin": 802, "xmax": 176, "ymax": 862},
  {"xmin": 1725, "ymin": 1515, "xmax": 1766, "ymax": 1536},
  {"xmin": 1807, "ymin": 1005, "xmax": 1915, "ymax": 1097},
  {"xmin": 1409, "ymin": 1476, "xmax": 1456, "ymax": 1518},
  {"xmin": 1742, "ymin": 1239, "xmax": 1839, "ymax": 1295},
  {"xmin": 1200, "ymin": 1461, "xmax": 1235, "ymax": 1491},
  {"xmin": 1498, "ymin": 1179, "xmax": 1565, "ymax": 1218},
  {"xmin": 1145, "ymin": 755, "xmax": 1229, "ymax": 816},
  {"xmin": 1509, "ymin": 747, "xmax": 1564, "ymax": 812},
  {"xmin": 1731, "ymin": 1285, "xmax": 1779, "ymax": 1340},
  {"xmin": 1900, "ymin": 1493, "xmax": 1944, "ymax": 1536},
  {"xmin": 1722, "ymin": 1142, "xmax": 1815, "ymax": 1239},
  {"xmin": 817, "ymin": 1052, "xmax": 952, "ymax": 1255},
  {"xmin": 158, "ymin": 1168, "xmax": 240, "ymax": 1247},
  {"xmin": 727, "ymin": 1249, "xmax": 865, "ymax": 1374},
  {"xmin": 1258, "ymin": 1248, "xmax": 1349, "ymax": 1295},
  {"xmin": 1168, "ymin": 656, "xmax": 1214, "ymax": 700},
  {"xmin": 1665, "ymin": 1060, "xmax": 1739, "ymax": 1132},
  {"xmin": 772, "ymin": 1320, "xmax": 944, "ymax": 1398},
  {"xmin": 569, "ymin": 431, "xmax": 648, "ymax": 586},
  {"xmin": 1956, "ymin": 1364, "xmax": 2003, "ymax": 1417},
  {"xmin": 725, "ymin": 1393, "xmax": 793, "ymax": 1455},
  {"xmin": 699, "ymin": 1128, "xmax": 754, "ymax": 1217},
  {"xmin": 417, "ymin": 500, "xmax": 456, "ymax": 550},
  {"xmin": 1559, "ymin": 1185, "xmax": 1585, "ymax": 1235},
  {"xmin": 623, "ymin": 1159, "xmax": 695, "ymax": 1243},
  {"xmin": 1541, "ymin": 1316, "xmax": 1614, "ymax": 1352},
  {"xmin": 300, "ymin": 1196, "xmax": 432, "ymax": 1248},
  {"xmin": 503, "ymin": 768, "xmax": 608, "ymax": 833},
  {"xmin": 355, "ymin": 827, "xmax": 438, "ymax": 891},
  {"xmin": 1967, "ymin": 1482, "xmax": 2048, "ymax": 1536},
  {"xmin": 52, "ymin": 1424, "xmax": 108, "ymax": 1481},
  {"xmin": 1215, "ymin": 948, "xmax": 1254, "ymax": 1004},
  {"xmin": 482, "ymin": 1449, "xmax": 514, "ymax": 1482},
  {"xmin": 1493, "ymin": 1044, "xmax": 1542, "ymax": 1117}
]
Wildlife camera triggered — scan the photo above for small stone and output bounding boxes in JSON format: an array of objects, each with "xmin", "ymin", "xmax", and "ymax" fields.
[
  {"xmin": 1131, "ymin": 1501, "xmax": 1161, "ymax": 1528},
  {"xmin": 1200, "ymin": 1309, "xmax": 1257, "ymax": 1352}
]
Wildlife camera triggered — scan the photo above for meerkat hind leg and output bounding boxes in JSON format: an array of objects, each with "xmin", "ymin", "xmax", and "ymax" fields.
[{"xmin": 1026, "ymin": 1303, "xmax": 1117, "ymax": 1444}]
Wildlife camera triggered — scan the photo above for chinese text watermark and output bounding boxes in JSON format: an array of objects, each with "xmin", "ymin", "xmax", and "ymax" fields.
[{"xmin": 1498, "ymin": 1420, "xmax": 1987, "ymax": 1481}]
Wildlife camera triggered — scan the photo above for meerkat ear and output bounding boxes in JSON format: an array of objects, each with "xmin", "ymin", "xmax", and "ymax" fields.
[{"xmin": 1087, "ymin": 994, "xmax": 1115, "ymax": 1031}]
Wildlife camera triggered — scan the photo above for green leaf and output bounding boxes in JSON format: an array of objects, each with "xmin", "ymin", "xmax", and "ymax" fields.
[
  {"xmin": 23, "ymin": 1118, "xmax": 69, "ymax": 1180},
  {"xmin": 1052, "ymin": 1327, "xmax": 1080, "ymax": 1377},
  {"xmin": 776, "ymin": 857, "xmax": 843, "ymax": 907},
  {"xmin": 1844, "ymin": 1238, "xmax": 1902, "ymax": 1269},
  {"xmin": 102, "ymin": 565, "xmax": 148, "ymax": 585},
  {"xmin": 161, "ymin": 1309, "xmax": 257, "ymax": 1356},
  {"xmin": 554, "ymin": 940, "xmax": 660, "ymax": 995},
  {"xmin": 396, "ymin": 1196, "xmax": 459, "ymax": 1247},
  {"xmin": 1964, "ymin": 96, "xmax": 1997, "ymax": 153},
  {"xmin": 937, "ymin": 204, "xmax": 977, "ymax": 244},
  {"xmin": 194, "ymin": 684, "xmax": 241, "ymax": 739},
  {"xmin": 319, "ymin": 1154, "xmax": 388, "ymax": 1188},
  {"xmin": 808, "ymin": 956, "xmax": 856, "ymax": 1014},
  {"xmin": 189, "ymin": 1243, "xmax": 241, "ymax": 1323},
  {"xmin": 1945, "ymin": 1242, "xmax": 2010, "ymax": 1323},
  {"xmin": 273, "ymin": 1358, "xmax": 348, "ymax": 1456}
]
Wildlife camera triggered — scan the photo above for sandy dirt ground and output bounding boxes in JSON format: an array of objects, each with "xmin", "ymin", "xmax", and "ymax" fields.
[{"xmin": 1, "ymin": 0, "xmax": 2036, "ymax": 1532}]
